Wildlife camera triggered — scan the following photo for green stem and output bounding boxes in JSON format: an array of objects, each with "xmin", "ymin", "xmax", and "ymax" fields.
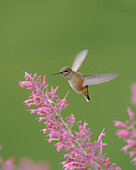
[{"xmin": 57, "ymin": 112, "xmax": 88, "ymax": 155}]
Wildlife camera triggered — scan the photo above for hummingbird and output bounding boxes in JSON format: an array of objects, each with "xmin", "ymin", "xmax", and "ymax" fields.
[{"xmin": 53, "ymin": 50, "xmax": 118, "ymax": 102}]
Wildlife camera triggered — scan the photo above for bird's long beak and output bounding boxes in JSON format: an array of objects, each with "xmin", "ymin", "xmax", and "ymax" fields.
[{"xmin": 53, "ymin": 72, "xmax": 62, "ymax": 75}]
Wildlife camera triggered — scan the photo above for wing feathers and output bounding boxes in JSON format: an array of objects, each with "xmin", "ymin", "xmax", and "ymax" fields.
[
  {"xmin": 72, "ymin": 49, "xmax": 88, "ymax": 71},
  {"xmin": 82, "ymin": 73, "xmax": 118, "ymax": 86}
]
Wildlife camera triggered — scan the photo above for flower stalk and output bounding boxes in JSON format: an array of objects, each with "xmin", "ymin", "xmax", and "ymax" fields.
[{"xmin": 19, "ymin": 72, "xmax": 121, "ymax": 170}]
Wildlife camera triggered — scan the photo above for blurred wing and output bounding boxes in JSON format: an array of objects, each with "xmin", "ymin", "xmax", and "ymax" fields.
[
  {"xmin": 72, "ymin": 49, "xmax": 88, "ymax": 71},
  {"xmin": 82, "ymin": 73, "xmax": 118, "ymax": 86}
]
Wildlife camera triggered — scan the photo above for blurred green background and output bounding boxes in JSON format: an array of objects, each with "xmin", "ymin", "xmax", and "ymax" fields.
[{"xmin": 1, "ymin": 0, "xmax": 136, "ymax": 169}]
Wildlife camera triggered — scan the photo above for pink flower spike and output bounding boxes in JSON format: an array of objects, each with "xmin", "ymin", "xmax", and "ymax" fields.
[
  {"xmin": 55, "ymin": 143, "xmax": 64, "ymax": 152},
  {"xmin": 27, "ymin": 102, "xmax": 36, "ymax": 107},
  {"xmin": 33, "ymin": 73, "xmax": 37, "ymax": 79},
  {"xmin": 56, "ymin": 146, "xmax": 63, "ymax": 152},
  {"xmin": 79, "ymin": 125, "xmax": 82, "ymax": 133},
  {"xmin": 114, "ymin": 121, "xmax": 127, "ymax": 128},
  {"xmin": 54, "ymin": 86, "xmax": 59, "ymax": 94},
  {"xmin": 19, "ymin": 72, "xmax": 121, "ymax": 170},
  {"xmin": 106, "ymin": 157, "xmax": 110, "ymax": 166},
  {"xmin": 116, "ymin": 129, "xmax": 130, "ymax": 139},
  {"xmin": 19, "ymin": 81, "xmax": 30, "ymax": 88},
  {"xmin": 48, "ymin": 99, "xmax": 54, "ymax": 104},
  {"xmin": 131, "ymin": 157, "xmax": 136, "ymax": 165},
  {"xmin": 115, "ymin": 101, "xmax": 136, "ymax": 165},
  {"xmin": 24, "ymin": 99, "xmax": 33, "ymax": 104},
  {"xmin": 126, "ymin": 139, "xmax": 135, "ymax": 145},
  {"xmin": 132, "ymin": 96, "xmax": 136, "ymax": 106},
  {"xmin": 37, "ymin": 75, "xmax": 42, "ymax": 80},
  {"xmin": 41, "ymin": 128, "xmax": 47, "ymax": 134},
  {"xmin": 129, "ymin": 151, "xmax": 136, "ymax": 158},
  {"xmin": 5, "ymin": 157, "xmax": 15, "ymax": 167},
  {"xmin": 48, "ymin": 138, "xmax": 58, "ymax": 143},
  {"xmin": 43, "ymin": 75, "xmax": 46, "ymax": 84},
  {"xmin": 98, "ymin": 128, "xmax": 105, "ymax": 142},
  {"xmin": 39, "ymin": 117, "xmax": 46, "ymax": 122},
  {"xmin": 127, "ymin": 107, "xmax": 134, "ymax": 121},
  {"xmin": 29, "ymin": 109, "xmax": 38, "ymax": 114},
  {"xmin": 24, "ymin": 72, "xmax": 30, "ymax": 78},
  {"xmin": 121, "ymin": 145, "xmax": 130, "ymax": 153}
]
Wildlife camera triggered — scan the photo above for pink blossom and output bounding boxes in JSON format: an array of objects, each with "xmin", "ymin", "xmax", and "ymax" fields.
[
  {"xmin": 0, "ymin": 146, "xmax": 50, "ymax": 170},
  {"xmin": 114, "ymin": 121, "xmax": 127, "ymax": 128},
  {"xmin": 127, "ymin": 107, "xmax": 134, "ymax": 121},
  {"xmin": 116, "ymin": 129, "xmax": 133, "ymax": 139},
  {"xmin": 19, "ymin": 72, "xmax": 121, "ymax": 170},
  {"xmin": 114, "ymin": 107, "xmax": 136, "ymax": 166},
  {"xmin": 121, "ymin": 145, "xmax": 131, "ymax": 153},
  {"xmin": 131, "ymin": 157, "xmax": 136, "ymax": 166},
  {"xmin": 129, "ymin": 151, "xmax": 136, "ymax": 158},
  {"xmin": 0, "ymin": 151, "xmax": 16, "ymax": 170},
  {"xmin": 98, "ymin": 128, "xmax": 105, "ymax": 142}
]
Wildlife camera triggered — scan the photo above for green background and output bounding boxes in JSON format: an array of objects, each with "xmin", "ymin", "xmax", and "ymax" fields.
[{"xmin": 0, "ymin": 0, "xmax": 136, "ymax": 169}]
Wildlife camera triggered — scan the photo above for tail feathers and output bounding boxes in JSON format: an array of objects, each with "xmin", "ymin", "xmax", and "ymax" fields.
[{"xmin": 82, "ymin": 90, "xmax": 90, "ymax": 102}]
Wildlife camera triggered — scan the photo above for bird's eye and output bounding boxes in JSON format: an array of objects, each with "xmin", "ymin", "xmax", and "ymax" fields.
[{"xmin": 64, "ymin": 70, "xmax": 68, "ymax": 72}]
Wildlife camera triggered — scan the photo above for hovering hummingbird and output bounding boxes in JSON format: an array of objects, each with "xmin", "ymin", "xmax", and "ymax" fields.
[{"xmin": 53, "ymin": 50, "xmax": 118, "ymax": 102}]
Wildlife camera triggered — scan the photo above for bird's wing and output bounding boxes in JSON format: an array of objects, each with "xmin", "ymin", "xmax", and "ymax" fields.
[
  {"xmin": 72, "ymin": 49, "xmax": 88, "ymax": 71},
  {"xmin": 82, "ymin": 73, "xmax": 118, "ymax": 86}
]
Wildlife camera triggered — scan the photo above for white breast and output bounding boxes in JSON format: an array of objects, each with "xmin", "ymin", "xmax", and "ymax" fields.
[{"xmin": 68, "ymin": 80, "xmax": 80, "ymax": 93}]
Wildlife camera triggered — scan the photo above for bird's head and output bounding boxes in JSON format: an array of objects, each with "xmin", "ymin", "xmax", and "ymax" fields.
[{"xmin": 53, "ymin": 66, "xmax": 73, "ymax": 80}]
